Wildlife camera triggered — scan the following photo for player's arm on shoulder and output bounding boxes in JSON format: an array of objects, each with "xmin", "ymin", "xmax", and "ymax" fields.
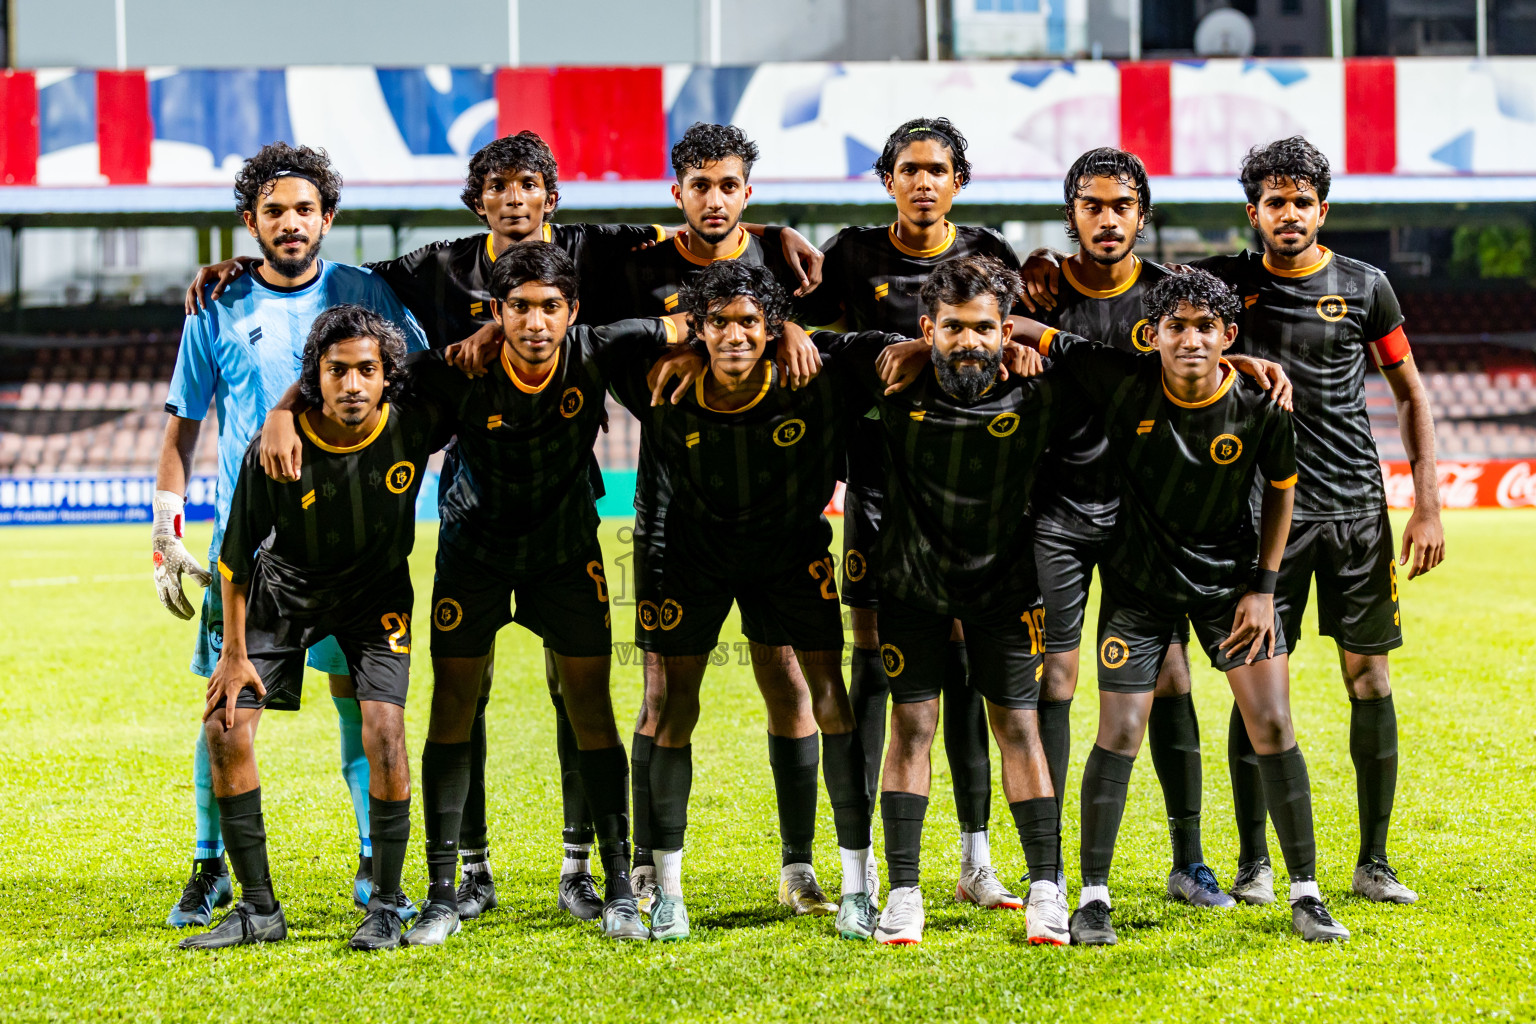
[
  {"xmin": 1018, "ymin": 247, "xmax": 1068, "ymax": 314},
  {"xmin": 183, "ymin": 256, "xmax": 258, "ymax": 314},
  {"xmin": 742, "ymin": 224, "xmax": 823, "ymax": 296},
  {"xmin": 1226, "ymin": 353, "xmax": 1293, "ymax": 410}
]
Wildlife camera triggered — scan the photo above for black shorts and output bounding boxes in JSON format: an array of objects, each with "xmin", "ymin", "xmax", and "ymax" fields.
[
  {"xmin": 1276, "ymin": 511, "xmax": 1403, "ymax": 656},
  {"xmin": 225, "ymin": 565, "xmax": 415, "ymax": 712},
  {"xmin": 841, "ymin": 486, "xmax": 881, "ymax": 611},
  {"xmin": 878, "ymin": 593, "xmax": 1045, "ymax": 710},
  {"xmin": 1034, "ymin": 525, "xmax": 1189, "ymax": 654},
  {"xmin": 630, "ymin": 511, "xmax": 668, "ymax": 653},
  {"xmin": 1095, "ymin": 575, "xmax": 1288, "ymax": 693},
  {"xmin": 430, "ymin": 535, "xmax": 612, "ymax": 659},
  {"xmin": 644, "ymin": 529, "xmax": 845, "ymax": 658}
]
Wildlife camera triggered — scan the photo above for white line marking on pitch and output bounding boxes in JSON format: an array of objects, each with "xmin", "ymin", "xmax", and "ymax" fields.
[{"xmin": 8, "ymin": 572, "xmax": 146, "ymax": 587}]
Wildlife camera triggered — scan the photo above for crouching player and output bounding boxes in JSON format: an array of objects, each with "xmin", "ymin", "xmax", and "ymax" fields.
[
  {"xmin": 1016, "ymin": 270, "xmax": 1350, "ymax": 944},
  {"xmin": 181, "ymin": 306, "xmax": 451, "ymax": 951}
]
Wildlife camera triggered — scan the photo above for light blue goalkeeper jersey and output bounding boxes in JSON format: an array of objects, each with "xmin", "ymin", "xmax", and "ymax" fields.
[{"xmin": 164, "ymin": 259, "xmax": 428, "ymax": 564}]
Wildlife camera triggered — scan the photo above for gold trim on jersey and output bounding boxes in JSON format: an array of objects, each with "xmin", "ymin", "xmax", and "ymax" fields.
[
  {"xmin": 888, "ymin": 221, "xmax": 956, "ymax": 259},
  {"xmin": 501, "ymin": 342, "xmax": 560, "ymax": 394},
  {"xmin": 1263, "ymin": 245, "xmax": 1333, "ymax": 278},
  {"xmin": 673, "ymin": 228, "xmax": 749, "ymax": 266},
  {"xmin": 694, "ymin": 361, "xmax": 771, "ymax": 413},
  {"xmin": 1037, "ymin": 327, "xmax": 1059, "ymax": 355},
  {"xmin": 1062, "ymin": 255, "xmax": 1142, "ymax": 299},
  {"xmin": 300, "ymin": 402, "xmax": 391, "ymax": 453},
  {"xmin": 1270, "ymin": 473, "xmax": 1298, "ymax": 489},
  {"xmin": 542, "ymin": 223, "xmax": 553, "ymax": 243},
  {"xmin": 1162, "ymin": 361, "xmax": 1236, "ymax": 409},
  {"xmin": 652, "ymin": 224, "xmax": 667, "ymax": 242},
  {"xmin": 217, "ymin": 558, "xmax": 234, "ymax": 581},
  {"xmin": 660, "ymin": 317, "xmax": 679, "ymax": 344}
]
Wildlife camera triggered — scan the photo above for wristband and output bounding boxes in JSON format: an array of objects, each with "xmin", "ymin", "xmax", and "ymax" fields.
[
  {"xmin": 152, "ymin": 489, "xmax": 185, "ymax": 539},
  {"xmin": 1250, "ymin": 568, "xmax": 1278, "ymax": 595}
]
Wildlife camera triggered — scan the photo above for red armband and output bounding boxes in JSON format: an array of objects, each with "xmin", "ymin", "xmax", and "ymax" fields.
[{"xmin": 1368, "ymin": 325, "xmax": 1410, "ymax": 369}]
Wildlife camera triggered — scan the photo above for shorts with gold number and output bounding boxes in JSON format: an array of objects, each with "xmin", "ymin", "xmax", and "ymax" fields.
[
  {"xmin": 877, "ymin": 592, "xmax": 1046, "ymax": 710},
  {"xmin": 1275, "ymin": 510, "xmax": 1403, "ymax": 656},
  {"xmin": 430, "ymin": 535, "xmax": 612, "ymax": 659},
  {"xmin": 1095, "ymin": 572, "xmax": 1288, "ymax": 693}
]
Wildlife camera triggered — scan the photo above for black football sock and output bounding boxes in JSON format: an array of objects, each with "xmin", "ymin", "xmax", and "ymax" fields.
[
  {"xmin": 1079, "ymin": 746, "xmax": 1136, "ymax": 887},
  {"xmin": 769, "ymin": 733, "xmax": 820, "ymax": 865},
  {"xmin": 1010, "ymin": 797, "xmax": 1060, "ymax": 885},
  {"xmin": 1350, "ymin": 695, "xmax": 1399, "ymax": 866},
  {"xmin": 881, "ymin": 791, "xmax": 929, "ymax": 890},
  {"xmin": 552, "ymin": 693, "xmax": 595, "ymax": 847},
  {"xmin": 1037, "ymin": 697, "xmax": 1073, "ymax": 827},
  {"xmin": 848, "ymin": 646, "xmax": 890, "ymax": 806},
  {"xmin": 648, "ymin": 744, "xmax": 693, "ymax": 851},
  {"xmin": 369, "ymin": 795, "xmax": 411, "ymax": 900},
  {"xmin": 577, "ymin": 744, "xmax": 634, "ymax": 902},
  {"xmin": 217, "ymin": 787, "xmax": 277, "ymax": 914},
  {"xmin": 1257, "ymin": 744, "xmax": 1318, "ymax": 883},
  {"xmin": 1149, "ymin": 693, "xmax": 1204, "ymax": 867},
  {"xmin": 422, "ymin": 740, "xmax": 471, "ymax": 904},
  {"xmin": 1228, "ymin": 701, "xmax": 1270, "ymax": 864},
  {"xmin": 821, "ymin": 730, "xmax": 873, "ymax": 850},
  {"xmin": 941, "ymin": 641, "xmax": 991, "ymax": 831},
  {"xmin": 630, "ymin": 732, "xmax": 654, "ymax": 867},
  {"xmin": 459, "ymin": 695, "xmax": 490, "ymax": 853}
]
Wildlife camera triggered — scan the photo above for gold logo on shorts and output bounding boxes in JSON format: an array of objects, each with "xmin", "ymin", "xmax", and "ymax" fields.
[
  {"xmin": 638, "ymin": 600, "xmax": 660, "ymax": 631},
  {"xmin": 433, "ymin": 598, "xmax": 463, "ymax": 631},
  {"xmin": 1036, "ymin": 664, "xmax": 1044, "ymax": 681},
  {"xmin": 1131, "ymin": 318, "xmax": 1154, "ymax": 352},
  {"xmin": 773, "ymin": 418, "xmax": 806, "ymax": 447},
  {"xmin": 1317, "ymin": 295, "xmax": 1348, "ymax": 322},
  {"xmin": 844, "ymin": 549, "xmax": 867, "ymax": 582},
  {"xmin": 880, "ymin": 644, "xmax": 905, "ymax": 677},
  {"xmin": 1210, "ymin": 433, "xmax": 1243, "ymax": 465},
  {"xmin": 987, "ymin": 412, "xmax": 1019, "ymax": 437},
  {"xmin": 1100, "ymin": 636, "xmax": 1129, "ymax": 669},
  {"xmin": 560, "ymin": 387, "xmax": 584, "ymax": 418},
  {"xmin": 659, "ymin": 598, "xmax": 684, "ymax": 631},
  {"xmin": 385, "ymin": 460, "xmax": 416, "ymax": 494}
]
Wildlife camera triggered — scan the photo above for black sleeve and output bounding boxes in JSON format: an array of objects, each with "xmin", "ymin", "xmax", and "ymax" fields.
[
  {"xmin": 1190, "ymin": 252, "xmax": 1247, "ymax": 286},
  {"xmin": 1258, "ymin": 404, "xmax": 1299, "ymax": 490},
  {"xmin": 1042, "ymin": 330, "xmax": 1142, "ymax": 408},
  {"xmin": 792, "ymin": 229, "xmax": 849, "ymax": 328},
  {"xmin": 985, "ymin": 229, "xmax": 1023, "ymax": 270},
  {"xmin": 402, "ymin": 350, "xmax": 470, "ymax": 426},
  {"xmin": 363, "ymin": 242, "xmax": 445, "ymax": 323},
  {"xmin": 217, "ymin": 440, "xmax": 274, "ymax": 586},
  {"xmin": 1364, "ymin": 272, "xmax": 1406, "ymax": 343},
  {"xmin": 815, "ymin": 330, "xmax": 899, "ymax": 398},
  {"xmin": 587, "ymin": 317, "xmax": 675, "ymax": 384}
]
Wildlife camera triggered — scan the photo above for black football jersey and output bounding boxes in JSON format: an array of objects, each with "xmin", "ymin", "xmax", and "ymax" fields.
[
  {"xmin": 1035, "ymin": 256, "xmax": 1172, "ymax": 538},
  {"xmin": 834, "ymin": 332, "xmax": 1071, "ymax": 615},
  {"xmin": 793, "ymin": 222, "xmax": 1024, "ymax": 495},
  {"xmin": 1194, "ymin": 247, "xmax": 1406, "ymax": 522},
  {"xmin": 366, "ymin": 223, "xmax": 664, "ymax": 350},
  {"xmin": 218, "ymin": 398, "xmax": 452, "ymax": 615},
  {"xmin": 1043, "ymin": 330, "xmax": 1298, "ymax": 605},
  {"xmin": 408, "ymin": 318, "xmax": 672, "ymax": 569}
]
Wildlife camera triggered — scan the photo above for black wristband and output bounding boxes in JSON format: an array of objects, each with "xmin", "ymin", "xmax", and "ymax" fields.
[{"xmin": 1250, "ymin": 569, "xmax": 1279, "ymax": 595}]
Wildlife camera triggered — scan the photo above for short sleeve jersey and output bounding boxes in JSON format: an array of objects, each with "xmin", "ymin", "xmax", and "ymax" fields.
[
  {"xmin": 165, "ymin": 261, "xmax": 429, "ymax": 565},
  {"xmin": 409, "ymin": 318, "xmax": 672, "ymax": 570},
  {"xmin": 1042, "ymin": 330, "xmax": 1299, "ymax": 605},
  {"xmin": 1034, "ymin": 256, "xmax": 1172, "ymax": 538},
  {"xmin": 217, "ymin": 397, "xmax": 452, "ymax": 616},
  {"xmin": 366, "ymin": 223, "xmax": 665, "ymax": 349},
  {"xmin": 793, "ymin": 223, "xmax": 1024, "ymax": 494},
  {"xmin": 837, "ymin": 333, "xmax": 1068, "ymax": 615},
  {"xmin": 1194, "ymin": 247, "xmax": 1406, "ymax": 521}
]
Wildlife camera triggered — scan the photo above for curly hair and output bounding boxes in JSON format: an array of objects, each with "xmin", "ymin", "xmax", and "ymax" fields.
[
  {"xmin": 919, "ymin": 254, "xmax": 1020, "ymax": 319},
  {"xmin": 1239, "ymin": 135, "xmax": 1331, "ymax": 204},
  {"xmin": 298, "ymin": 304, "xmax": 408, "ymax": 409},
  {"xmin": 670, "ymin": 122, "xmax": 760, "ymax": 180},
  {"xmin": 234, "ymin": 143, "xmax": 341, "ymax": 217},
  {"xmin": 678, "ymin": 261, "xmax": 791, "ymax": 352},
  {"xmin": 873, "ymin": 117, "xmax": 972, "ymax": 188},
  {"xmin": 487, "ymin": 240, "xmax": 579, "ymax": 303},
  {"xmin": 1143, "ymin": 268, "xmax": 1242, "ymax": 330},
  {"xmin": 461, "ymin": 131, "xmax": 560, "ymax": 224},
  {"xmin": 1062, "ymin": 147, "xmax": 1153, "ymax": 243}
]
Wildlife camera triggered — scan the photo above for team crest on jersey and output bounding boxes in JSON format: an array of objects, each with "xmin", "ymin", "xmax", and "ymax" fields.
[
  {"xmin": 880, "ymin": 643, "xmax": 905, "ymax": 677},
  {"xmin": 987, "ymin": 412, "xmax": 1020, "ymax": 437},
  {"xmin": 844, "ymin": 549, "xmax": 867, "ymax": 582},
  {"xmin": 385, "ymin": 461, "xmax": 416, "ymax": 494},
  {"xmin": 1100, "ymin": 636, "xmax": 1129, "ymax": 669},
  {"xmin": 659, "ymin": 599, "xmax": 684, "ymax": 631},
  {"xmin": 1210, "ymin": 433, "xmax": 1243, "ymax": 465},
  {"xmin": 1131, "ymin": 318, "xmax": 1154, "ymax": 352},
  {"xmin": 638, "ymin": 600, "xmax": 660, "ymax": 631},
  {"xmin": 773, "ymin": 418, "xmax": 806, "ymax": 447},
  {"xmin": 433, "ymin": 598, "xmax": 463, "ymax": 631},
  {"xmin": 1316, "ymin": 295, "xmax": 1348, "ymax": 322},
  {"xmin": 561, "ymin": 387, "xmax": 585, "ymax": 418}
]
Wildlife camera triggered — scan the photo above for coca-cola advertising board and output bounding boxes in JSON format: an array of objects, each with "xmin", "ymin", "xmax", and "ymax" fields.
[{"xmin": 1382, "ymin": 461, "xmax": 1536, "ymax": 509}]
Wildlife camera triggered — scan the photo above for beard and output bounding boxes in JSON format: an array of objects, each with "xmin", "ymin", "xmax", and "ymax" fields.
[
  {"xmin": 934, "ymin": 346, "xmax": 1001, "ymax": 403},
  {"xmin": 258, "ymin": 231, "xmax": 323, "ymax": 279},
  {"xmin": 691, "ymin": 218, "xmax": 738, "ymax": 246},
  {"xmin": 1084, "ymin": 232, "xmax": 1133, "ymax": 266},
  {"xmin": 1264, "ymin": 221, "xmax": 1319, "ymax": 258}
]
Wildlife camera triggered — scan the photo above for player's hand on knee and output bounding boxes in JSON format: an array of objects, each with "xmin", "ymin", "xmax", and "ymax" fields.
[
  {"xmin": 151, "ymin": 491, "xmax": 212, "ymax": 619},
  {"xmin": 183, "ymin": 257, "xmax": 255, "ymax": 314},
  {"xmin": 259, "ymin": 410, "xmax": 303, "ymax": 482},
  {"xmin": 877, "ymin": 338, "xmax": 931, "ymax": 395},
  {"xmin": 205, "ymin": 654, "xmax": 265, "ymax": 728},
  {"xmin": 1221, "ymin": 592, "xmax": 1277, "ymax": 665},
  {"xmin": 780, "ymin": 228, "xmax": 824, "ymax": 296},
  {"xmin": 648, "ymin": 346, "xmax": 705, "ymax": 406},
  {"xmin": 1400, "ymin": 508, "xmax": 1445, "ymax": 579},
  {"xmin": 444, "ymin": 321, "xmax": 504, "ymax": 377},
  {"xmin": 777, "ymin": 323, "xmax": 823, "ymax": 389},
  {"xmin": 998, "ymin": 341, "xmax": 1044, "ymax": 382},
  {"xmin": 1228, "ymin": 355, "xmax": 1293, "ymax": 411}
]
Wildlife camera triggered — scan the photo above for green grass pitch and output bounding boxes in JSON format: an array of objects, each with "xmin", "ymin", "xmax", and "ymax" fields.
[{"xmin": 1, "ymin": 510, "xmax": 1532, "ymax": 1023}]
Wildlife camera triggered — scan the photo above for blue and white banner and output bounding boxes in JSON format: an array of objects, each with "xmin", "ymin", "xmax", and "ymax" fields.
[{"xmin": 0, "ymin": 474, "xmax": 217, "ymax": 525}]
